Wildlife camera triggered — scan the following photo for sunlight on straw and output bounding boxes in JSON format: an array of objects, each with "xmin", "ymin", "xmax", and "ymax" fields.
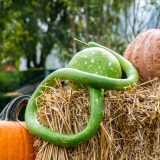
[{"xmin": 35, "ymin": 78, "xmax": 160, "ymax": 160}]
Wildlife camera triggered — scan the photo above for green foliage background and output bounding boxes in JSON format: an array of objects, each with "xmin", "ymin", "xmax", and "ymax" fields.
[
  {"xmin": 0, "ymin": 0, "xmax": 159, "ymax": 69},
  {"xmin": 0, "ymin": 70, "xmax": 48, "ymax": 93}
]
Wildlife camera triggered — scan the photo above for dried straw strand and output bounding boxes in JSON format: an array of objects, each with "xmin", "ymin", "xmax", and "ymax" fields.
[{"xmin": 35, "ymin": 79, "xmax": 160, "ymax": 160}]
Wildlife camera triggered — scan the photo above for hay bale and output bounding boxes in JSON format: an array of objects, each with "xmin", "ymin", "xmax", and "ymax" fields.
[{"xmin": 34, "ymin": 79, "xmax": 160, "ymax": 160}]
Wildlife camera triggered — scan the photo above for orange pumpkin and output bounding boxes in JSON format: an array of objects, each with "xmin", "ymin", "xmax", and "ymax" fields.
[
  {"xmin": 0, "ymin": 96, "xmax": 35, "ymax": 160},
  {"xmin": 124, "ymin": 29, "xmax": 160, "ymax": 82}
]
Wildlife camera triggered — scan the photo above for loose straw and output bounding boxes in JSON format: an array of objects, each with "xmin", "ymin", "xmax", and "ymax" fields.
[{"xmin": 35, "ymin": 79, "xmax": 160, "ymax": 160}]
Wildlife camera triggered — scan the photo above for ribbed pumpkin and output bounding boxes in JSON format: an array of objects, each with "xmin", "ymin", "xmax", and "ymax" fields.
[
  {"xmin": 0, "ymin": 96, "xmax": 35, "ymax": 160},
  {"xmin": 124, "ymin": 29, "xmax": 160, "ymax": 82}
]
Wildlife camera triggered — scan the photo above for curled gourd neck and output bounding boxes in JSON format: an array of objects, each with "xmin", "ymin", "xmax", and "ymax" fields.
[
  {"xmin": 0, "ymin": 95, "xmax": 30, "ymax": 121},
  {"xmin": 25, "ymin": 42, "xmax": 139, "ymax": 147}
]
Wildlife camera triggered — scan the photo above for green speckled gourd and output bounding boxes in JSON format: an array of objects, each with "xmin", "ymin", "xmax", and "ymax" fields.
[
  {"xmin": 68, "ymin": 47, "xmax": 122, "ymax": 78},
  {"xmin": 25, "ymin": 40, "xmax": 139, "ymax": 147}
]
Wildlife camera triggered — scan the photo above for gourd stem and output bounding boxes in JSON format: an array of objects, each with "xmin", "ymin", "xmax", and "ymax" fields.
[{"xmin": 74, "ymin": 38, "xmax": 88, "ymax": 47}]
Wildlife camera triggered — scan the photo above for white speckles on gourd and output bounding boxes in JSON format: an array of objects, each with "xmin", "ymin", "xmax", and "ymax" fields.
[
  {"xmin": 68, "ymin": 47, "xmax": 122, "ymax": 79},
  {"xmin": 95, "ymin": 98, "xmax": 99, "ymax": 104},
  {"xmin": 108, "ymin": 62, "xmax": 112, "ymax": 66},
  {"xmin": 74, "ymin": 60, "xmax": 77, "ymax": 64},
  {"xmin": 91, "ymin": 59, "xmax": 95, "ymax": 63},
  {"xmin": 116, "ymin": 74, "xmax": 120, "ymax": 77},
  {"xmin": 88, "ymin": 64, "xmax": 92, "ymax": 68},
  {"xmin": 91, "ymin": 51, "xmax": 96, "ymax": 55}
]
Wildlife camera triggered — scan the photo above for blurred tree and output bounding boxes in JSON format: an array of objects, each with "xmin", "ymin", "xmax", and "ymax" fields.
[
  {"xmin": 0, "ymin": 0, "xmax": 159, "ymax": 69},
  {"xmin": 65, "ymin": 0, "xmax": 133, "ymax": 54},
  {"xmin": 0, "ymin": 0, "xmax": 69, "ymax": 69},
  {"xmin": 121, "ymin": 0, "xmax": 160, "ymax": 43}
]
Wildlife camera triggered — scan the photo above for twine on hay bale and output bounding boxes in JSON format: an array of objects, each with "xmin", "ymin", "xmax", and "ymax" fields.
[{"xmin": 34, "ymin": 79, "xmax": 160, "ymax": 160}]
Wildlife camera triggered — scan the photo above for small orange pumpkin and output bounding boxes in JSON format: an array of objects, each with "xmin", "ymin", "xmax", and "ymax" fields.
[
  {"xmin": 124, "ymin": 29, "xmax": 160, "ymax": 82},
  {"xmin": 0, "ymin": 96, "xmax": 35, "ymax": 160}
]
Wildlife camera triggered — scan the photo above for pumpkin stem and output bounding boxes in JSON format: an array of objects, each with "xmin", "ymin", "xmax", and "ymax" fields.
[{"xmin": 0, "ymin": 95, "xmax": 30, "ymax": 121}]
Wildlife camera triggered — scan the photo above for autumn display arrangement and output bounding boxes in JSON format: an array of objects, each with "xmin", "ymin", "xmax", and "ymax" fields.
[{"xmin": 0, "ymin": 29, "xmax": 160, "ymax": 160}]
